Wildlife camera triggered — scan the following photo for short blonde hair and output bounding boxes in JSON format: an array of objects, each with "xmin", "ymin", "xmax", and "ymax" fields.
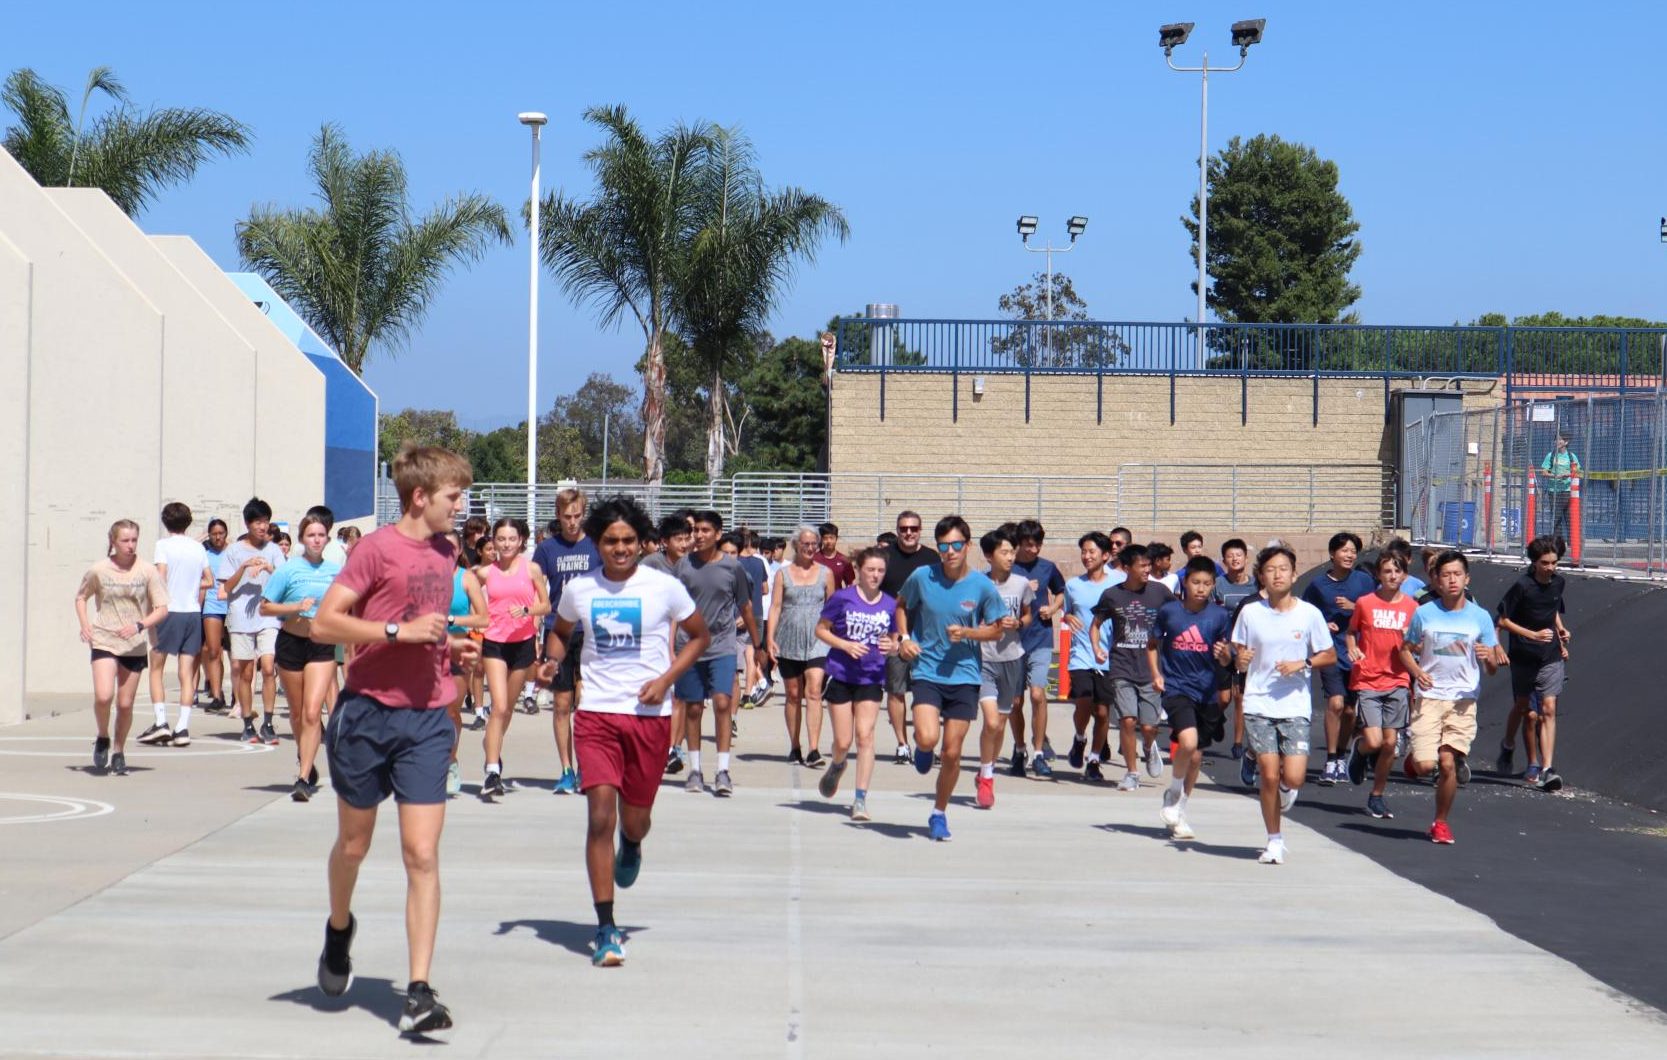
[
  {"xmin": 556, "ymin": 487, "xmax": 587, "ymax": 514},
  {"xmin": 392, "ymin": 443, "xmax": 473, "ymax": 508}
]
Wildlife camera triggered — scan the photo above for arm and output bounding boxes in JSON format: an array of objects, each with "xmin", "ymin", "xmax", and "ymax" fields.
[
  {"xmin": 259, "ymin": 598, "xmax": 313, "ymax": 618},
  {"xmin": 765, "ymin": 574, "xmax": 785, "ymax": 656},
  {"xmin": 1399, "ymin": 642, "xmax": 1432, "ymax": 689},
  {"xmin": 198, "ymin": 565, "xmax": 213, "ymax": 608},
  {"xmin": 527, "ymin": 565, "xmax": 552, "ymax": 619},
  {"xmin": 74, "ymin": 578, "xmax": 95, "ymax": 645},
  {"xmin": 310, "ymin": 583, "xmax": 448, "ymax": 646},
  {"xmin": 1088, "ymin": 615, "xmax": 1109, "ymax": 663},
  {"xmin": 1146, "ymin": 639, "xmax": 1165, "ymax": 693},
  {"xmin": 894, "ymin": 600, "xmax": 920, "ymax": 662},
  {"xmin": 454, "ymin": 570, "xmax": 490, "ymax": 631},
  {"xmin": 637, "ymin": 612, "xmax": 712, "ymax": 705}
]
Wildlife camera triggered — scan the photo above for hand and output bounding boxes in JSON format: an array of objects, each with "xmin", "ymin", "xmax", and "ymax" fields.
[
  {"xmin": 1328, "ymin": 621, "xmax": 1341, "ymax": 634},
  {"xmin": 79, "ymin": 625, "xmax": 93, "ymax": 645},
  {"xmin": 243, "ymin": 556, "xmax": 265, "ymax": 571},
  {"xmin": 767, "ymin": 640, "xmax": 781, "ymax": 662},
  {"xmin": 1152, "ymin": 673, "xmax": 1166, "ymax": 694},
  {"xmin": 119, "ymin": 623, "xmax": 141, "ymax": 640},
  {"xmin": 876, "ymin": 634, "xmax": 898, "ymax": 655},
  {"xmin": 450, "ymin": 636, "xmax": 481, "ymax": 670},
  {"xmin": 947, "ymin": 625, "xmax": 966, "ymax": 643},
  {"xmin": 1093, "ymin": 645, "xmax": 1108, "ymax": 665},
  {"xmin": 1528, "ymin": 627, "xmax": 1555, "ymax": 643},
  {"xmin": 1414, "ymin": 668, "xmax": 1433, "ymax": 691},
  {"xmin": 1211, "ymin": 640, "xmax": 1232, "ymax": 666},
  {"xmin": 398, "ymin": 614, "xmax": 449, "ymax": 644},
  {"xmin": 1334, "ymin": 595, "xmax": 1356, "ymax": 613},
  {"xmin": 899, "ymin": 639, "xmax": 921, "ymax": 662},
  {"xmin": 1028, "ymin": 579, "xmax": 1040, "ymax": 593},
  {"xmin": 1037, "ymin": 603, "xmax": 1056, "ymax": 622},
  {"xmin": 299, "ymin": 597, "xmax": 316, "ymax": 613},
  {"xmin": 842, "ymin": 639, "xmax": 869, "ymax": 659},
  {"xmin": 534, "ymin": 658, "xmax": 556, "ymax": 683},
  {"xmin": 638, "ymin": 675, "xmax": 673, "ymax": 705},
  {"xmin": 1492, "ymin": 645, "xmax": 1510, "ymax": 667},
  {"xmin": 998, "ymin": 615, "xmax": 1020, "ymax": 632},
  {"xmin": 1558, "ymin": 627, "xmax": 1572, "ymax": 644},
  {"xmin": 1348, "ymin": 645, "xmax": 1365, "ymax": 664},
  {"xmin": 1064, "ymin": 614, "xmax": 1085, "ymax": 633},
  {"xmin": 1236, "ymin": 646, "xmax": 1254, "ymax": 673},
  {"xmin": 1275, "ymin": 659, "xmax": 1308, "ymax": 678}
]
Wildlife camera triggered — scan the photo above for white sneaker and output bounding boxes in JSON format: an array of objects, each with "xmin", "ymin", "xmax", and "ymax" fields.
[
  {"xmin": 1258, "ymin": 838, "xmax": 1286, "ymax": 864},
  {"xmin": 1170, "ymin": 814, "xmax": 1196, "ymax": 840},
  {"xmin": 1143, "ymin": 738, "xmax": 1164, "ymax": 778},
  {"xmin": 1159, "ymin": 788, "xmax": 1182, "ymax": 828},
  {"xmin": 1118, "ymin": 772, "xmax": 1140, "ymax": 792},
  {"xmin": 536, "ymin": 688, "xmax": 554, "ymax": 709},
  {"xmin": 1279, "ymin": 785, "xmax": 1299, "ymax": 812}
]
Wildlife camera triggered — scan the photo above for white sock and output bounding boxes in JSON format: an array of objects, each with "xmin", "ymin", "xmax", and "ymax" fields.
[
  {"xmin": 154, "ymin": 702, "xmax": 167, "ymax": 727},
  {"xmin": 486, "ymin": 762, "xmax": 501, "ymax": 775},
  {"xmin": 175, "ymin": 704, "xmax": 192, "ymax": 730},
  {"xmin": 1177, "ymin": 792, "xmax": 1189, "ymax": 810},
  {"xmin": 1267, "ymin": 832, "xmax": 1283, "ymax": 845},
  {"xmin": 978, "ymin": 763, "xmax": 994, "ymax": 779},
  {"xmin": 717, "ymin": 752, "xmax": 730, "ymax": 772},
  {"xmin": 1168, "ymin": 777, "xmax": 1185, "ymax": 795},
  {"xmin": 1086, "ymin": 752, "xmax": 1101, "ymax": 764},
  {"xmin": 689, "ymin": 750, "xmax": 702, "ymax": 773}
]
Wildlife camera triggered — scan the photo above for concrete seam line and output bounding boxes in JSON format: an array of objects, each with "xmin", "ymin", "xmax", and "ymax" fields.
[{"xmin": 786, "ymin": 755, "xmax": 805, "ymax": 1056}]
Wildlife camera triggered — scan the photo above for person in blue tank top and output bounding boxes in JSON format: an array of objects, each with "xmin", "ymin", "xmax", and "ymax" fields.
[{"xmin": 442, "ymin": 531, "xmax": 487, "ymax": 797}]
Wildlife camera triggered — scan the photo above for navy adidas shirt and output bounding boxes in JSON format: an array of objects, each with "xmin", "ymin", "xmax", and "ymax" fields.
[{"xmin": 1151, "ymin": 599, "xmax": 1234, "ymax": 703}]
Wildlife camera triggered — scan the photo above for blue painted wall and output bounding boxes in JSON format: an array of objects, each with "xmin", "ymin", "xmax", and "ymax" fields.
[{"xmin": 228, "ymin": 273, "xmax": 379, "ymax": 520}]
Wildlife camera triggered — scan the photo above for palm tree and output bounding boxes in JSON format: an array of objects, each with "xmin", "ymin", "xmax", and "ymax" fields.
[
  {"xmin": 236, "ymin": 124, "xmax": 511, "ymax": 375},
  {"xmin": 676, "ymin": 127, "xmax": 847, "ymax": 480},
  {"xmin": 537, "ymin": 105, "xmax": 711, "ymax": 483},
  {"xmin": 2, "ymin": 66, "xmax": 250, "ymax": 216}
]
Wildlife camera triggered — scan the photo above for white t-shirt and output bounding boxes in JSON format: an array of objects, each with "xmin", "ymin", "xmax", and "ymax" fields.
[
  {"xmin": 557, "ymin": 565, "xmax": 697, "ymax": 717},
  {"xmin": 1231, "ymin": 597, "xmax": 1333, "ymax": 720},
  {"xmin": 323, "ymin": 538, "xmax": 350, "ymax": 567},
  {"xmin": 1156, "ymin": 572, "xmax": 1180, "ymax": 594},
  {"xmin": 153, "ymin": 534, "xmax": 209, "ymax": 614}
]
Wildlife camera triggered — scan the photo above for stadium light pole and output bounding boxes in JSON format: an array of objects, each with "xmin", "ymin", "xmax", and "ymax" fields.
[
  {"xmin": 1161, "ymin": 19, "xmax": 1265, "ymax": 367},
  {"xmin": 1017, "ymin": 215, "xmax": 1088, "ymax": 362},
  {"xmin": 519, "ymin": 111, "xmax": 548, "ymax": 522}
]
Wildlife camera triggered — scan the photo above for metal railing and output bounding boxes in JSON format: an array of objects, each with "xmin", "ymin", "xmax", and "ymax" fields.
[{"xmin": 834, "ymin": 317, "xmax": 1667, "ymax": 391}]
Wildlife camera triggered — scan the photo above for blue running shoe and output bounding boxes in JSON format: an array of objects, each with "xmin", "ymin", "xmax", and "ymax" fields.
[
  {"xmin": 1366, "ymin": 794, "xmax": 1393, "ymax": 819},
  {"xmin": 1240, "ymin": 751, "xmax": 1258, "ymax": 788},
  {"xmin": 1031, "ymin": 752, "xmax": 1054, "ymax": 779},
  {"xmin": 1067, "ymin": 734, "xmax": 1086, "ymax": 770},
  {"xmin": 592, "ymin": 925, "xmax": 626, "ymax": 967},
  {"xmin": 552, "ymin": 769, "xmax": 578, "ymax": 795},
  {"xmin": 614, "ymin": 838, "xmax": 642, "ymax": 889},
  {"xmin": 913, "ymin": 747, "xmax": 934, "ymax": 775},
  {"xmin": 928, "ymin": 811, "xmax": 951, "ymax": 842}
]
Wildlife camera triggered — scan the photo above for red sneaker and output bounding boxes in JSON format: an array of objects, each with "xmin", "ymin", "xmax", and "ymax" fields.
[
  {"xmin": 1428, "ymin": 820, "xmax": 1455, "ymax": 845},
  {"xmin": 975, "ymin": 775, "xmax": 995, "ymax": 809}
]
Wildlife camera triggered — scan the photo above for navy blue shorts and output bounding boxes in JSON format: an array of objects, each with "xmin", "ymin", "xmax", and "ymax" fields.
[
  {"xmin": 1319, "ymin": 664, "xmax": 1358, "ymax": 705},
  {"xmin": 674, "ymin": 655, "xmax": 737, "ymax": 702},
  {"xmin": 910, "ymin": 680, "xmax": 980, "ymax": 722},
  {"xmin": 325, "ymin": 691, "xmax": 454, "ymax": 807}
]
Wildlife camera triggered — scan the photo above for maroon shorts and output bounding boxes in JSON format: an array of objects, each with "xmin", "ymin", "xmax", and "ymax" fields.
[{"xmin": 574, "ymin": 710, "xmax": 673, "ymax": 808}]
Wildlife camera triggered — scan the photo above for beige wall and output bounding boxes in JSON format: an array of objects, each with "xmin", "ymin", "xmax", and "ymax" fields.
[
  {"xmin": 0, "ymin": 234, "xmax": 30, "ymax": 718},
  {"xmin": 151, "ymin": 237, "xmax": 325, "ymax": 527}
]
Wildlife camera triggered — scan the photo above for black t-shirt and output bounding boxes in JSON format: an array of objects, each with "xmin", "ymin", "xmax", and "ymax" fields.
[
  {"xmin": 880, "ymin": 544, "xmax": 939, "ymax": 598},
  {"xmin": 1496, "ymin": 573, "xmax": 1565, "ymax": 663}
]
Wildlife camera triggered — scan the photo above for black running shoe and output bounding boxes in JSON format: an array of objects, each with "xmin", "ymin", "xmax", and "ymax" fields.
[
  {"xmin": 1009, "ymin": 748, "xmax": 1026, "ymax": 778},
  {"xmin": 137, "ymin": 723, "xmax": 172, "ymax": 745},
  {"xmin": 399, "ymin": 981, "xmax": 452, "ymax": 1035},
  {"xmin": 171, "ymin": 728, "xmax": 191, "ymax": 747},
  {"xmin": 291, "ymin": 777, "xmax": 312, "ymax": 802},
  {"xmin": 787, "ymin": 747, "xmax": 805, "ymax": 765},
  {"xmin": 205, "ymin": 697, "xmax": 230, "ymax": 715},
  {"xmin": 1084, "ymin": 760, "xmax": 1105, "ymax": 782},
  {"xmin": 482, "ymin": 771, "xmax": 506, "ymax": 798},
  {"xmin": 307, "ymin": 764, "xmax": 320, "ymax": 789},
  {"xmin": 110, "ymin": 752, "xmax": 128, "ymax": 776},
  {"xmin": 467, "ymin": 713, "xmax": 486, "ymax": 732},
  {"xmin": 93, "ymin": 736, "xmax": 110, "ymax": 773},
  {"xmin": 260, "ymin": 721, "xmax": 280, "ymax": 746},
  {"xmin": 804, "ymin": 749, "xmax": 824, "ymax": 769},
  {"xmin": 317, "ymin": 914, "xmax": 356, "ymax": 996},
  {"xmin": 241, "ymin": 722, "xmax": 260, "ymax": 744},
  {"xmin": 664, "ymin": 749, "xmax": 685, "ymax": 775}
]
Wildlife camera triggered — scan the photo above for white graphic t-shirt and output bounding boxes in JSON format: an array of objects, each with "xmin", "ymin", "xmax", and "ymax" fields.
[{"xmin": 557, "ymin": 565, "xmax": 697, "ymax": 717}]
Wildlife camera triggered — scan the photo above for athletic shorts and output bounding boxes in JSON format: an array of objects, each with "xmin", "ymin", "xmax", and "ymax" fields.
[
  {"xmin": 1020, "ymin": 643, "xmax": 1052, "ymax": 690},
  {"xmin": 325, "ymin": 691, "xmax": 453, "ymax": 807},
  {"xmin": 1512, "ymin": 658, "xmax": 1565, "ymax": 701},
  {"xmin": 824, "ymin": 678, "xmax": 883, "ymax": 705},
  {"xmin": 276, "ymin": 630, "xmax": 336, "ymax": 672},
  {"xmin": 1318, "ymin": 664, "xmax": 1358, "ymax": 705},
  {"xmin": 1245, "ymin": 714, "xmax": 1310, "ymax": 759},
  {"xmin": 575, "ymin": 710, "xmax": 672, "ymax": 808},
  {"xmin": 674, "ymin": 655, "xmax": 738, "ymax": 702},
  {"xmin": 884, "ymin": 652, "xmax": 912, "ymax": 696},
  {"xmin": 151, "ymin": 612, "xmax": 202, "ymax": 656},
  {"xmin": 911, "ymin": 680, "xmax": 980, "ymax": 722},
  {"xmin": 229, "ymin": 628, "xmax": 278, "ymax": 661},
  {"xmin": 1068, "ymin": 668, "xmax": 1114, "ymax": 707},
  {"xmin": 980, "ymin": 658, "xmax": 1026, "ymax": 713},
  {"xmin": 777, "ymin": 656, "xmax": 826, "ymax": 681},
  {"xmin": 1112, "ymin": 679, "xmax": 1164, "ymax": 727},
  {"xmin": 482, "ymin": 637, "xmax": 537, "ymax": 671},
  {"xmin": 1409, "ymin": 697, "xmax": 1477, "ymax": 761},
  {"xmin": 545, "ymin": 628, "xmax": 584, "ymax": 693},
  {"xmin": 1164, "ymin": 695, "xmax": 1225, "ymax": 747},
  {"xmin": 90, "ymin": 649, "xmax": 147, "ymax": 674},
  {"xmin": 1356, "ymin": 687, "xmax": 1410, "ymax": 730}
]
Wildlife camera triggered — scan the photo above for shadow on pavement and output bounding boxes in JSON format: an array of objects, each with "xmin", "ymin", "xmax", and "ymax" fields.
[
  {"xmin": 494, "ymin": 918, "xmax": 644, "ymax": 960},
  {"xmin": 1092, "ymin": 822, "xmax": 1263, "ymax": 860},
  {"xmin": 846, "ymin": 820, "xmax": 930, "ymax": 840},
  {"xmin": 269, "ymin": 975, "xmax": 403, "ymax": 1029},
  {"xmin": 63, "ymin": 764, "xmax": 153, "ymax": 776},
  {"xmin": 1337, "ymin": 822, "xmax": 1431, "ymax": 842}
]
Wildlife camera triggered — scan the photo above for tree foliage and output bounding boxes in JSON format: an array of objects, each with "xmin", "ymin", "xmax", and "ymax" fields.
[
  {"xmin": 2, "ymin": 66, "xmax": 250, "ymax": 216},
  {"xmin": 729, "ymin": 335, "xmax": 828, "ymax": 472},
  {"xmin": 990, "ymin": 271, "xmax": 1127, "ymax": 368},
  {"xmin": 236, "ymin": 124, "xmax": 511, "ymax": 375}
]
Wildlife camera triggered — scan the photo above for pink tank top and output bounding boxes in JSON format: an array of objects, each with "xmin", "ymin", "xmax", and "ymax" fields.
[{"xmin": 482, "ymin": 559, "xmax": 537, "ymax": 643}]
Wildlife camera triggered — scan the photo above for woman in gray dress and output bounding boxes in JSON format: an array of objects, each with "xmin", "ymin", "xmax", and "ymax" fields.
[{"xmin": 768, "ymin": 526, "xmax": 833, "ymax": 766}]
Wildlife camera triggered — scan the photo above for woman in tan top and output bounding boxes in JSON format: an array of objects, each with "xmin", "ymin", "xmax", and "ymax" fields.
[{"xmin": 75, "ymin": 519, "xmax": 168, "ymax": 775}]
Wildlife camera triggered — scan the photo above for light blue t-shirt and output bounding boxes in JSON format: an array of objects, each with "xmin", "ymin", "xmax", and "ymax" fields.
[
  {"xmin": 262, "ymin": 556, "xmax": 343, "ymax": 620},
  {"xmin": 899, "ymin": 566, "xmax": 1006, "ymax": 686},
  {"xmin": 1062, "ymin": 573, "xmax": 1115, "ymax": 672},
  {"xmin": 1407, "ymin": 598, "xmax": 1498, "ymax": 701},
  {"xmin": 202, "ymin": 546, "xmax": 229, "ymax": 617}
]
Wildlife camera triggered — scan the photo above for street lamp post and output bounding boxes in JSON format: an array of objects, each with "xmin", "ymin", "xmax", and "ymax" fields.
[
  {"xmin": 1160, "ymin": 19, "xmax": 1265, "ymax": 368},
  {"xmin": 518, "ymin": 111, "xmax": 547, "ymax": 524},
  {"xmin": 1016, "ymin": 215, "xmax": 1088, "ymax": 363}
]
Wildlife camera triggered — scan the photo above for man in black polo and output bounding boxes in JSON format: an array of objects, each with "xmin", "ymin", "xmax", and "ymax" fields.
[{"xmin": 880, "ymin": 510, "xmax": 938, "ymax": 764}]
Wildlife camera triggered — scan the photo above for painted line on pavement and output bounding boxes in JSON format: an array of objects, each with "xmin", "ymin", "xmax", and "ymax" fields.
[{"xmin": 0, "ymin": 793, "xmax": 116, "ymax": 825}]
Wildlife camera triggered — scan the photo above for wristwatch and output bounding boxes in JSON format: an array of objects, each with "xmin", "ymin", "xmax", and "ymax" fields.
[{"xmin": 385, "ymin": 622, "xmax": 400, "ymax": 643}]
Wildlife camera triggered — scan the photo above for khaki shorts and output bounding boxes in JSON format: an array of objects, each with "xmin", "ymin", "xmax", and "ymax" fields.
[
  {"xmin": 1409, "ymin": 697, "xmax": 1477, "ymax": 761},
  {"xmin": 229, "ymin": 628, "xmax": 279, "ymax": 662}
]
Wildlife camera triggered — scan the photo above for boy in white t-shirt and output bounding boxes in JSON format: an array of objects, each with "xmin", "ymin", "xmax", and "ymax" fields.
[{"xmin": 141, "ymin": 502, "xmax": 212, "ymax": 747}]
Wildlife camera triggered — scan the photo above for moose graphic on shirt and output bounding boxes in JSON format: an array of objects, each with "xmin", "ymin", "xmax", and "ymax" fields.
[{"xmin": 590, "ymin": 598, "xmax": 643, "ymax": 656}]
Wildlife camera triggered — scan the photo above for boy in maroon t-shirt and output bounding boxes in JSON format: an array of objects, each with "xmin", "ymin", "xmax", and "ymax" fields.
[
  {"xmin": 1343, "ymin": 550, "xmax": 1418, "ymax": 819},
  {"xmin": 310, "ymin": 446, "xmax": 478, "ymax": 1037}
]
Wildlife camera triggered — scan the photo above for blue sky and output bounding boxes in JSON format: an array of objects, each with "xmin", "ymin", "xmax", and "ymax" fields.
[{"xmin": 9, "ymin": 1, "xmax": 1666, "ymax": 428}]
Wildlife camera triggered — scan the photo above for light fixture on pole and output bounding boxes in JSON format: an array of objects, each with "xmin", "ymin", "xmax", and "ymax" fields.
[
  {"xmin": 1016, "ymin": 214, "xmax": 1087, "ymax": 363},
  {"xmin": 518, "ymin": 111, "xmax": 547, "ymax": 523},
  {"xmin": 1161, "ymin": 19, "xmax": 1265, "ymax": 367}
]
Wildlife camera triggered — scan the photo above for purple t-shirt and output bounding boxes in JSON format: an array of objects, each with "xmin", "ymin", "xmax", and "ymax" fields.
[{"xmin": 819, "ymin": 586, "xmax": 896, "ymax": 686}]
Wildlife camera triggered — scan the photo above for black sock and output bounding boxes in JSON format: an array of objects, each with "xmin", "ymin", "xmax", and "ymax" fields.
[
  {"xmin": 264, "ymin": 713, "xmax": 274, "ymax": 726},
  {"xmin": 620, "ymin": 835, "xmax": 641, "ymax": 857},
  {"xmin": 596, "ymin": 901, "xmax": 615, "ymax": 928},
  {"xmin": 408, "ymin": 979, "xmax": 429, "ymax": 995}
]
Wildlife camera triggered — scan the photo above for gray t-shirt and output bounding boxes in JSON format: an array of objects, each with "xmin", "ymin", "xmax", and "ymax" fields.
[
  {"xmin": 983, "ymin": 572, "xmax": 1036, "ymax": 664},
  {"xmin": 641, "ymin": 553, "xmax": 676, "ymax": 576},
  {"xmin": 219, "ymin": 540, "xmax": 286, "ymax": 634},
  {"xmin": 676, "ymin": 552, "xmax": 753, "ymax": 661}
]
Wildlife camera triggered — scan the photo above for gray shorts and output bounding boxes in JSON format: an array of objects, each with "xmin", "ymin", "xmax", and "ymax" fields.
[
  {"xmin": 1245, "ymin": 714, "xmax": 1310, "ymax": 758},
  {"xmin": 1356, "ymin": 688, "xmax": 1410, "ymax": 730},
  {"xmin": 1112, "ymin": 679, "xmax": 1163, "ymax": 727},
  {"xmin": 980, "ymin": 657, "xmax": 1026, "ymax": 713},
  {"xmin": 1020, "ymin": 643, "xmax": 1052, "ymax": 690},
  {"xmin": 151, "ymin": 611, "xmax": 203, "ymax": 656},
  {"xmin": 1512, "ymin": 658, "xmax": 1566, "ymax": 701},
  {"xmin": 884, "ymin": 652, "xmax": 912, "ymax": 696}
]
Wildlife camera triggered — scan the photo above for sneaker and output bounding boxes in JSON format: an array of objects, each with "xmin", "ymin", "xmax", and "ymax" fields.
[
  {"xmin": 1455, "ymin": 754, "xmax": 1471, "ymax": 786},
  {"xmin": 1160, "ymin": 787, "xmax": 1182, "ymax": 828},
  {"xmin": 1279, "ymin": 785, "xmax": 1298, "ymax": 812},
  {"xmin": 137, "ymin": 723, "xmax": 172, "ymax": 745},
  {"xmin": 714, "ymin": 770, "xmax": 734, "ymax": 797},
  {"xmin": 1229, "ymin": 741, "xmax": 1245, "ymax": 760},
  {"xmin": 1495, "ymin": 742, "xmax": 1516, "ymax": 777},
  {"xmin": 614, "ymin": 838, "xmax": 642, "ymax": 889},
  {"xmin": 170, "ymin": 728, "xmax": 191, "ymax": 747},
  {"xmin": 1524, "ymin": 764, "xmax": 1543, "ymax": 784},
  {"xmin": 1317, "ymin": 759, "xmax": 1337, "ymax": 787},
  {"xmin": 536, "ymin": 688, "xmax": 554, "ymax": 710},
  {"xmin": 928, "ymin": 810, "xmax": 951, "ymax": 842},
  {"xmin": 1538, "ymin": 769, "xmax": 1564, "ymax": 793},
  {"xmin": 1258, "ymin": 838, "xmax": 1287, "ymax": 864},
  {"xmin": 788, "ymin": 746, "xmax": 804, "ymax": 765},
  {"xmin": 818, "ymin": 759, "xmax": 847, "ymax": 799},
  {"xmin": 399, "ymin": 981, "xmax": 452, "ymax": 1035},
  {"xmin": 664, "ymin": 748, "xmax": 685, "ymax": 775},
  {"xmin": 1068, "ymin": 734, "xmax": 1086, "ymax": 770},
  {"xmin": 316, "ymin": 914, "xmax": 356, "ymax": 997},
  {"xmin": 592, "ymin": 925, "xmax": 626, "ymax": 967},
  {"xmin": 1084, "ymin": 761, "xmax": 1105, "ymax": 783},
  {"xmin": 975, "ymin": 775, "xmax": 995, "ymax": 809},
  {"xmin": 894, "ymin": 745, "xmax": 910, "ymax": 765},
  {"xmin": 93, "ymin": 736, "xmax": 110, "ymax": 773},
  {"xmin": 1098, "ymin": 742, "xmax": 1112, "ymax": 763},
  {"xmin": 205, "ymin": 697, "xmax": 230, "ymax": 715},
  {"xmin": 241, "ymin": 722, "xmax": 260, "ymax": 744},
  {"xmin": 805, "ymin": 749, "xmax": 825, "ymax": 769},
  {"xmin": 1009, "ymin": 748, "xmax": 1026, "ymax": 778},
  {"xmin": 1170, "ymin": 814, "xmax": 1196, "ymax": 840},
  {"xmin": 912, "ymin": 747, "xmax": 934, "ymax": 775},
  {"xmin": 467, "ymin": 713, "xmax": 486, "ymax": 732},
  {"xmin": 306, "ymin": 764, "xmax": 320, "ymax": 790},
  {"xmin": 1143, "ymin": 738, "xmax": 1164, "ymax": 778},
  {"xmin": 684, "ymin": 769, "xmax": 705, "ymax": 794},
  {"xmin": 1239, "ymin": 752, "xmax": 1258, "ymax": 788},
  {"xmin": 850, "ymin": 795, "xmax": 870, "ymax": 822},
  {"xmin": 1366, "ymin": 794, "xmax": 1392, "ymax": 819},
  {"xmin": 1118, "ymin": 771, "xmax": 1140, "ymax": 792},
  {"xmin": 110, "ymin": 752, "xmax": 128, "ymax": 776},
  {"xmin": 1429, "ymin": 820, "xmax": 1456, "ymax": 844},
  {"xmin": 521, "ymin": 694, "xmax": 539, "ymax": 715},
  {"xmin": 446, "ymin": 761, "xmax": 461, "ymax": 797},
  {"xmin": 260, "ymin": 721, "xmax": 279, "ymax": 746},
  {"xmin": 1041, "ymin": 737, "xmax": 1057, "ymax": 761},
  {"xmin": 1346, "ymin": 741, "xmax": 1368, "ymax": 786},
  {"xmin": 730, "ymin": 719, "xmax": 738, "ymax": 739},
  {"xmin": 482, "ymin": 771, "xmax": 506, "ymax": 799},
  {"xmin": 291, "ymin": 777, "xmax": 312, "ymax": 802},
  {"xmin": 1031, "ymin": 752, "xmax": 1054, "ymax": 779},
  {"xmin": 552, "ymin": 769, "xmax": 578, "ymax": 795}
]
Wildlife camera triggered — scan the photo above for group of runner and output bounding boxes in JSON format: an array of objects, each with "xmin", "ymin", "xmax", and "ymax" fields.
[{"xmin": 71, "ymin": 448, "xmax": 1575, "ymax": 1037}]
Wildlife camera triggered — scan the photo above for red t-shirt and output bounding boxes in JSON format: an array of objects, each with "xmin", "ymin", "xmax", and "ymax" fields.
[
  {"xmin": 1347, "ymin": 592, "xmax": 1417, "ymax": 691},
  {"xmin": 335, "ymin": 526, "xmax": 457, "ymax": 708},
  {"xmin": 813, "ymin": 551, "xmax": 854, "ymax": 589}
]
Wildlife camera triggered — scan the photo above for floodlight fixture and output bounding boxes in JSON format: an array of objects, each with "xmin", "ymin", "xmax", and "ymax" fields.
[
  {"xmin": 1230, "ymin": 19, "xmax": 1266, "ymax": 53},
  {"xmin": 1660, "ymin": 216, "xmax": 1666, "ymax": 243},
  {"xmin": 518, "ymin": 111, "xmax": 549, "ymax": 126},
  {"xmin": 1066, "ymin": 215, "xmax": 1089, "ymax": 241},
  {"xmin": 1016, "ymin": 215, "xmax": 1039, "ymax": 241},
  {"xmin": 1158, "ymin": 22, "xmax": 1194, "ymax": 55}
]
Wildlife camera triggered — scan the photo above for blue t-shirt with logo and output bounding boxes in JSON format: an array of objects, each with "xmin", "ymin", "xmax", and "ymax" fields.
[
  {"xmin": 1407, "ymin": 598, "xmax": 1498, "ymax": 701},
  {"xmin": 1062, "ymin": 573, "xmax": 1115, "ymax": 672},
  {"xmin": 899, "ymin": 567, "xmax": 1005, "ymax": 686},
  {"xmin": 1151, "ymin": 600, "xmax": 1233, "ymax": 704},
  {"xmin": 532, "ymin": 533, "xmax": 600, "ymax": 631},
  {"xmin": 262, "ymin": 555, "xmax": 343, "ymax": 620},
  {"xmin": 1013, "ymin": 556, "xmax": 1067, "ymax": 653}
]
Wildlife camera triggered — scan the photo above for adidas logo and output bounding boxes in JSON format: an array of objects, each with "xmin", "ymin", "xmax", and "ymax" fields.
[{"xmin": 1173, "ymin": 625, "xmax": 1210, "ymax": 652}]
